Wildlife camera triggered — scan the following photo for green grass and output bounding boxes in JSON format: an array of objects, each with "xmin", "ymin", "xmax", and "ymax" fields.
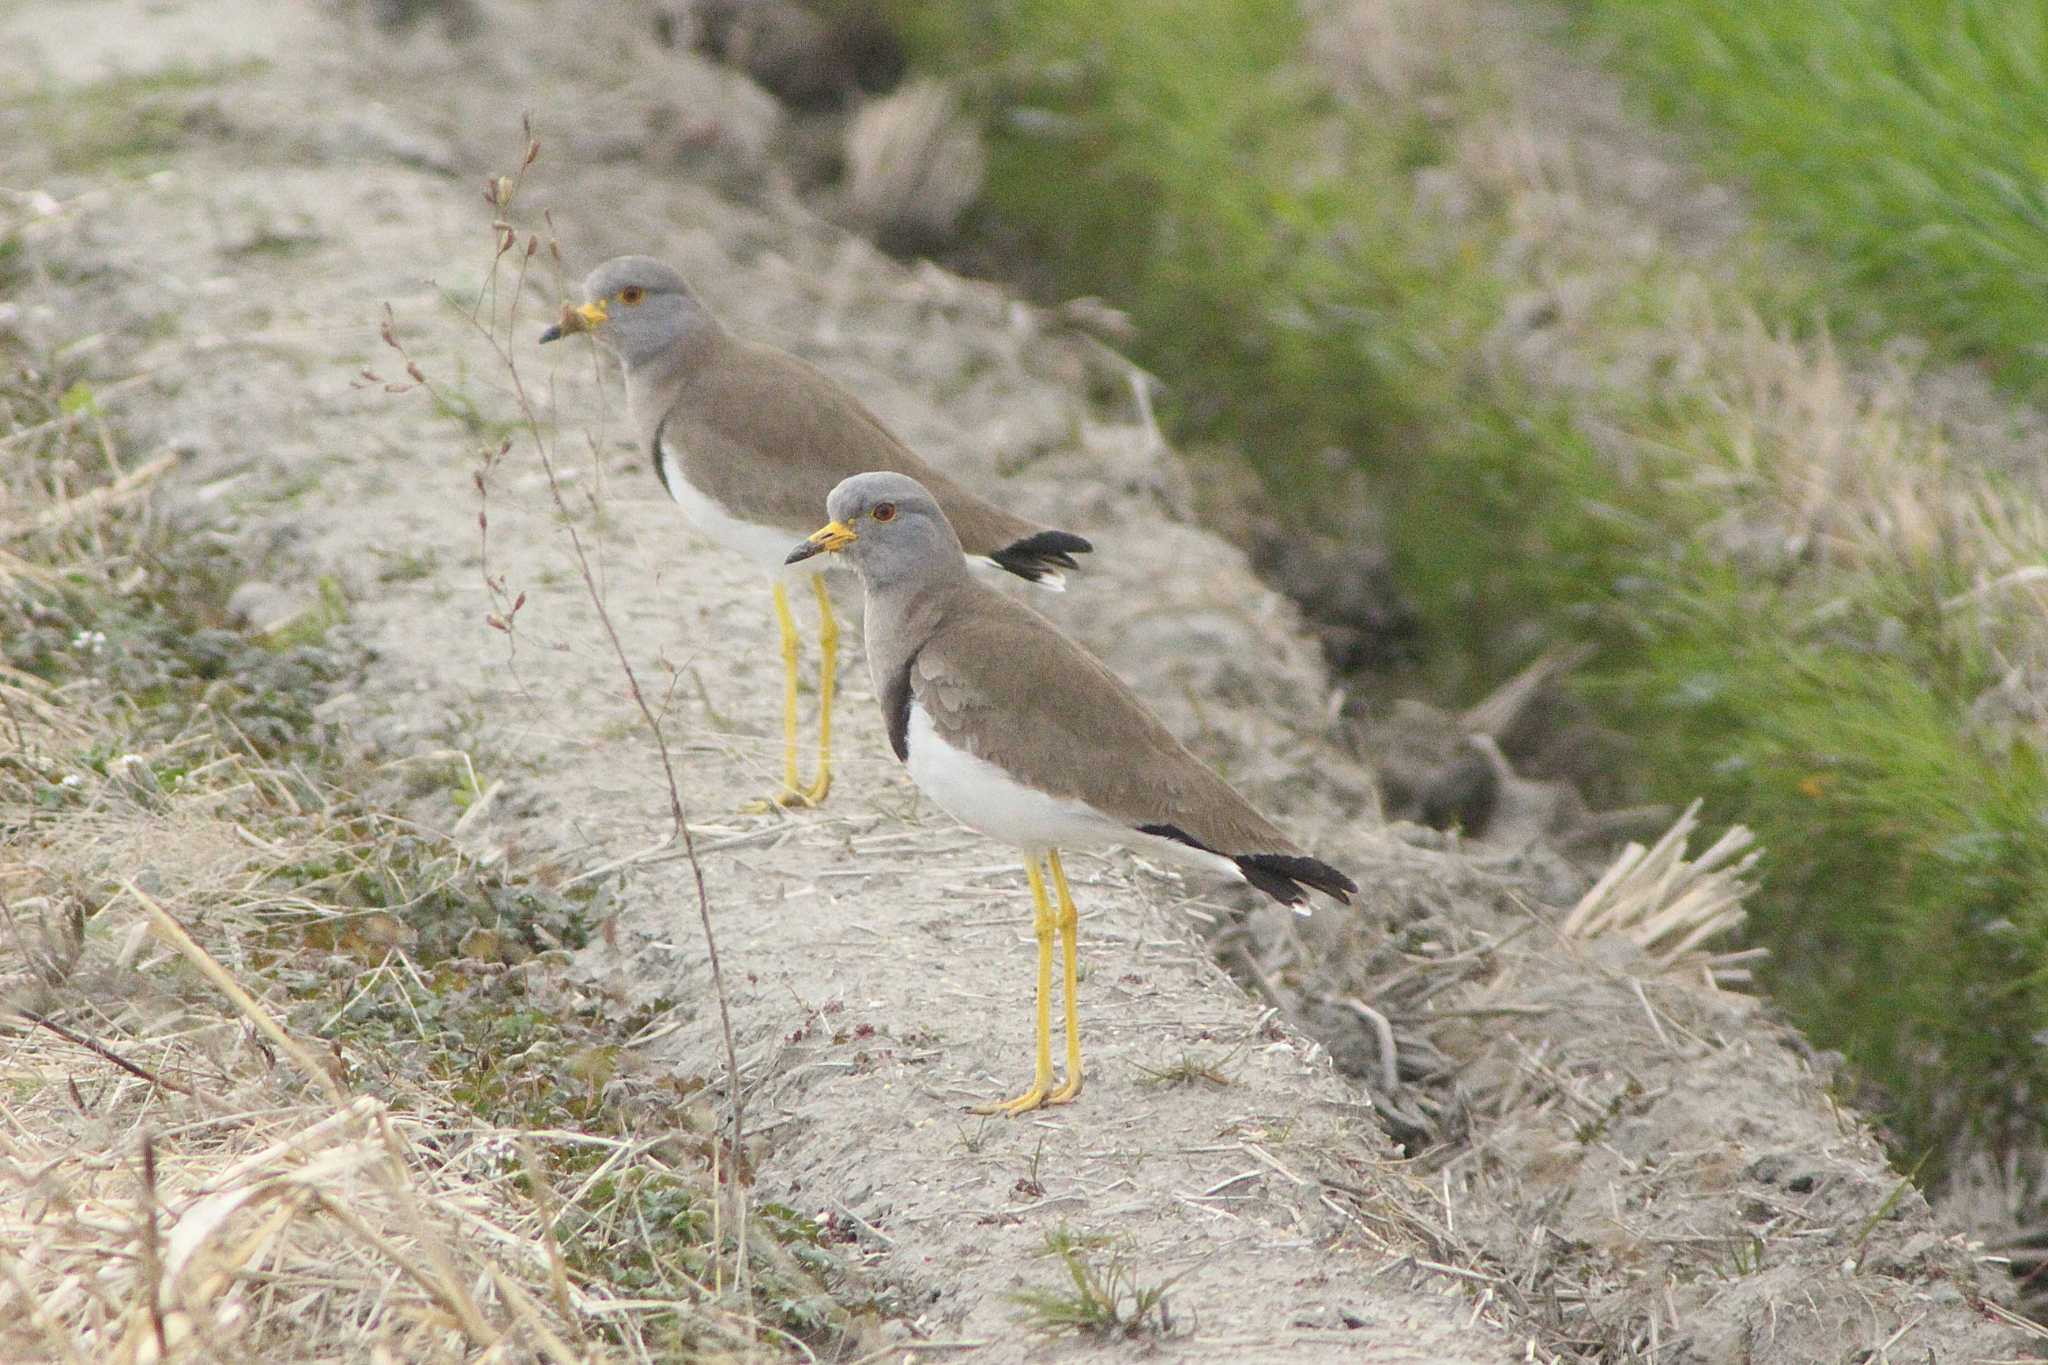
[
  {"xmin": 890, "ymin": 0, "xmax": 2048, "ymax": 1187},
  {"xmin": 1609, "ymin": 567, "xmax": 2048, "ymax": 1166},
  {"xmin": 1561, "ymin": 0, "xmax": 2048, "ymax": 402},
  {"xmin": 10, "ymin": 60, "xmax": 268, "ymax": 176},
  {"xmin": 1010, "ymin": 1226, "xmax": 1179, "ymax": 1338}
]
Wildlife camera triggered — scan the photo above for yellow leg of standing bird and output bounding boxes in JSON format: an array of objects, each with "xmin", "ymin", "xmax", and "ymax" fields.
[
  {"xmin": 742, "ymin": 581, "xmax": 816, "ymax": 812},
  {"xmin": 1045, "ymin": 850, "xmax": 1085, "ymax": 1104},
  {"xmin": 800, "ymin": 575, "xmax": 835, "ymax": 805},
  {"xmin": 974, "ymin": 857, "xmax": 1056, "ymax": 1116}
]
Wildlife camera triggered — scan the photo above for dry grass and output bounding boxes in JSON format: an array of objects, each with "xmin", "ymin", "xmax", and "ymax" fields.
[
  {"xmin": 4, "ymin": 1015, "xmax": 580, "ymax": 1361},
  {"xmin": 0, "ymin": 876, "xmax": 801, "ymax": 1361},
  {"xmin": 1439, "ymin": 27, "xmax": 2048, "ymax": 651},
  {"xmin": 1565, "ymin": 0, "xmax": 2048, "ymax": 403},
  {"xmin": 1561, "ymin": 800, "xmax": 1759, "ymax": 986},
  {"xmin": 1424, "ymin": 16, "xmax": 2048, "ymax": 1197}
]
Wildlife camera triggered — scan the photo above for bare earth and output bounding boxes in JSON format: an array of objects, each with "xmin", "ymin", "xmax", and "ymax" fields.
[{"xmin": 3, "ymin": 0, "xmax": 2036, "ymax": 1359}]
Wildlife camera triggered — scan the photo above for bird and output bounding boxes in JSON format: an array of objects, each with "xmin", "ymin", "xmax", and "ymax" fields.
[
  {"xmin": 540, "ymin": 255, "xmax": 1091, "ymax": 810},
  {"xmin": 787, "ymin": 471, "xmax": 1358, "ymax": 1115}
]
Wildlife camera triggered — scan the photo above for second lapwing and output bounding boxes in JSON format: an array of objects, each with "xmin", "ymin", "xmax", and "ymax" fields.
[
  {"xmin": 788, "ymin": 471, "xmax": 1357, "ymax": 1115},
  {"xmin": 542, "ymin": 256, "xmax": 1090, "ymax": 809}
]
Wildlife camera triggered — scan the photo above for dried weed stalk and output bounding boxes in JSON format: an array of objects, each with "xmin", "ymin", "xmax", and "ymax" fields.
[{"xmin": 372, "ymin": 123, "xmax": 754, "ymax": 1286}]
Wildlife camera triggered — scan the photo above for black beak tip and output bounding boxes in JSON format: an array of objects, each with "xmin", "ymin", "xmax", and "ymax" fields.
[
  {"xmin": 784, "ymin": 541, "xmax": 821, "ymax": 566},
  {"xmin": 537, "ymin": 324, "xmax": 563, "ymax": 344}
]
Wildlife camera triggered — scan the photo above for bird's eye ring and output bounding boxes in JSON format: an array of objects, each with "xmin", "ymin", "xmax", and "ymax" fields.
[
  {"xmin": 619, "ymin": 286, "xmax": 645, "ymax": 306},
  {"xmin": 872, "ymin": 502, "xmax": 897, "ymax": 522}
]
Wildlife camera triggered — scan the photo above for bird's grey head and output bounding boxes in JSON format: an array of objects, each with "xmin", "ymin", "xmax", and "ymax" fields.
[
  {"xmin": 784, "ymin": 471, "xmax": 965, "ymax": 588},
  {"xmin": 537, "ymin": 255, "xmax": 713, "ymax": 369}
]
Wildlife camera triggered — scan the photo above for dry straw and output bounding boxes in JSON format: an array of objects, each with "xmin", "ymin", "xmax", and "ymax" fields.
[
  {"xmin": 0, "ymin": 684, "xmax": 755, "ymax": 1358},
  {"xmin": 1561, "ymin": 799, "xmax": 1761, "ymax": 985}
]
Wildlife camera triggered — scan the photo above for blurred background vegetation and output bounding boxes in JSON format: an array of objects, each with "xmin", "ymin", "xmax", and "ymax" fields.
[
  {"xmin": 1566, "ymin": 0, "xmax": 2048, "ymax": 400},
  {"xmin": 878, "ymin": 0, "xmax": 2048, "ymax": 1220}
]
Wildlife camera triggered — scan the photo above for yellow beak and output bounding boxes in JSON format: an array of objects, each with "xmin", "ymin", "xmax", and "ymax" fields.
[
  {"xmin": 538, "ymin": 299, "xmax": 609, "ymax": 343},
  {"xmin": 785, "ymin": 520, "xmax": 857, "ymax": 565}
]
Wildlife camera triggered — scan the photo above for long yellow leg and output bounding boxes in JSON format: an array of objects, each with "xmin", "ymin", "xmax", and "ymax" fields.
[
  {"xmin": 800, "ymin": 575, "xmax": 836, "ymax": 805},
  {"xmin": 744, "ymin": 582, "xmax": 820, "ymax": 812},
  {"xmin": 973, "ymin": 857, "xmax": 1056, "ymax": 1116},
  {"xmin": 1046, "ymin": 851, "xmax": 1084, "ymax": 1105},
  {"xmin": 773, "ymin": 581, "xmax": 802, "ymax": 797}
]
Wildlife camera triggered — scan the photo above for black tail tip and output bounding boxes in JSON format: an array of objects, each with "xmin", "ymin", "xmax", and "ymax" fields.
[
  {"xmin": 990, "ymin": 529, "xmax": 1094, "ymax": 581},
  {"xmin": 1234, "ymin": 853, "xmax": 1358, "ymax": 907}
]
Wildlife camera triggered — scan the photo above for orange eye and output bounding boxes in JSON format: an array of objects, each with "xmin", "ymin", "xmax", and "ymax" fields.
[
  {"xmin": 872, "ymin": 502, "xmax": 897, "ymax": 522},
  {"xmin": 619, "ymin": 286, "xmax": 645, "ymax": 306}
]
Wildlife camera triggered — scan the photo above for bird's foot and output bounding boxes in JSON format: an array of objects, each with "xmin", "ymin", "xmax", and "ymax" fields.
[
  {"xmin": 970, "ymin": 1075, "xmax": 1079, "ymax": 1117},
  {"xmin": 740, "ymin": 786, "xmax": 823, "ymax": 815},
  {"xmin": 971, "ymin": 1084, "xmax": 1047, "ymax": 1118}
]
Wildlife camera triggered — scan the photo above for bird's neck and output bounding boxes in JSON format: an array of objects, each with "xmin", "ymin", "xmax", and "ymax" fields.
[
  {"xmin": 863, "ymin": 577, "xmax": 955, "ymax": 691},
  {"xmin": 856, "ymin": 529, "xmax": 973, "ymax": 597},
  {"xmin": 622, "ymin": 325, "xmax": 725, "ymax": 449}
]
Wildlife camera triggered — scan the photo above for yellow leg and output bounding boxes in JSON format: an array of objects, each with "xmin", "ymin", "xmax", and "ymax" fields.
[
  {"xmin": 1046, "ymin": 851, "xmax": 1084, "ymax": 1105},
  {"xmin": 973, "ymin": 857, "xmax": 1056, "ymax": 1117},
  {"xmin": 743, "ymin": 582, "xmax": 815, "ymax": 811},
  {"xmin": 800, "ymin": 575, "xmax": 836, "ymax": 805},
  {"xmin": 773, "ymin": 581, "xmax": 802, "ymax": 797}
]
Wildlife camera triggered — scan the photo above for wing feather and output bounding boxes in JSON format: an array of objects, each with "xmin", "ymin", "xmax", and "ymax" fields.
[
  {"xmin": 669, "ymin": 342, "xmax": 1070, "ymax": 564},
  {"xmin": 909, "ymin": 587, "xmax": 1299, "ymax": 858}
]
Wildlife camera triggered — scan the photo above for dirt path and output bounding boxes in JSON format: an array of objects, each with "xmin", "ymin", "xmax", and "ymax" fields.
[{"xmin": 3, "ymin": 1, "xmax": 2034, "ymax": 1360}]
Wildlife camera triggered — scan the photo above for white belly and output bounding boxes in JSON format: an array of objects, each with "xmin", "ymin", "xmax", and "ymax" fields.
[
  {"xmin": 658, "ymin": 438, "xmax": 812, "ymax": 574},
  {"xmin": 905, "ymin": 702, "xmax": 1118, "ymax": 852},
  {"xmin": 903, "ymin": 702, "xmax": 1243, "ymax": 886}
]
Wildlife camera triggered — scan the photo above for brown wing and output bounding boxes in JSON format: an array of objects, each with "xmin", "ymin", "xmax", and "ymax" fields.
[
  {"xmin": 671, "ymin": 339, "xmax": 1054, "ymax": 555},
  {"xmin": 909, "ymin": 585, "xmax": 1301, "ymax": 859}
]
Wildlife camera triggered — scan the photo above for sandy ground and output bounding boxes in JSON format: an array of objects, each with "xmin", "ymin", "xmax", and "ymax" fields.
[{"xmin": 3, "ymin": 0, "xmax": 2038, "ymax": 1359}]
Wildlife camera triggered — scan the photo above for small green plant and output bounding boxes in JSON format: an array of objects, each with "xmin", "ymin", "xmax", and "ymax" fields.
[
  {"xmin": 427, "ymin": 369, "xmax": 520, "ymax": 445},
  {"xmin": 1014, "ymin": 1134, "xmax": 1047, "ymax": 1196},
  {"xmin": 1010, "ymin": 1226, "xmax": 1179, "ymax": 1338},
  {"xmin": 1852, "ymin": 1166, "xmax": 1926, "ymax": 1272},
  {"xmin": 1726, "ymin": 1234, "xmax": 1767, "ymax": 1278},
  {"xmin": 1136, "ymin": 1047, "xmax": 1239, "ymax": 1090},
  {"xmin": 371, "ymin": 545, "xmax": 440, "ymax": 583},
  {"xmin": 263, "ymin": 574, "xmax": 349, "ymax": 648}
]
